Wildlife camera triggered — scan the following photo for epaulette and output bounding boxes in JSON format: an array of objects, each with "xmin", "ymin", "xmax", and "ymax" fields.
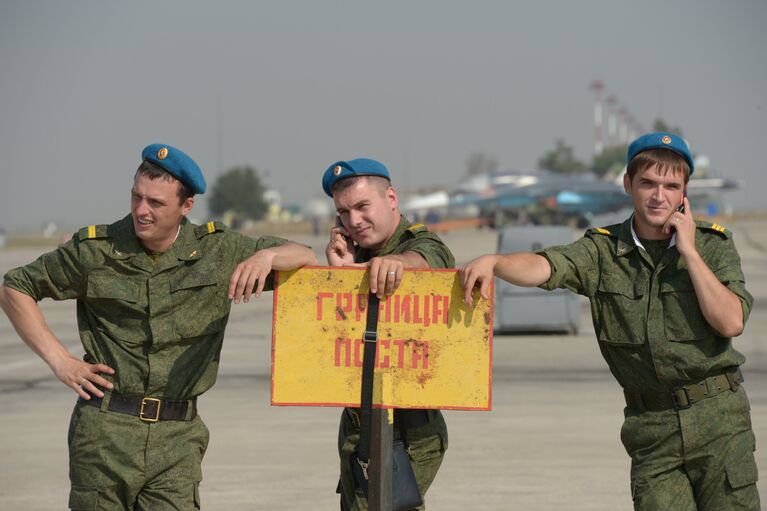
[
  {"xmin": 697, "ymin": 220, "xmax": 731, "ymax": 239},
  {"xmin": 195, "ymin": 221, "xmax": 227, "ymax": 239},
  {"xmin": 588, "ymin": 226, "xmax": 616, "ymax": 237},
  {"xmin": 406, "ymin": 223, "xmax": 428, "ymax": 235},
  {"xmin": 77, "ymin": 224, "xmax": 110, "ymax": 241}
]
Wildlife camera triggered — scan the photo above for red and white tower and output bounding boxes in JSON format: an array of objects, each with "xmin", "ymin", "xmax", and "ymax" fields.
[{"xmin": 589, "ymin": 80, "xmax": 605, "ymax": 156}]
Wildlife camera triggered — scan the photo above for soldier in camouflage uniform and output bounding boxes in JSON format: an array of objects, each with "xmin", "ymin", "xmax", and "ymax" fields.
[
  {"xmin": 322, "ymin": 158, "xmax": 455, "ymax": 511},
  {"xmin": 460, "ymin": 132, "xmax": 759, "ymax": 510},
  {"xmin": 0, "ymin": 144, "xmax": 317, "ymax": 510}
]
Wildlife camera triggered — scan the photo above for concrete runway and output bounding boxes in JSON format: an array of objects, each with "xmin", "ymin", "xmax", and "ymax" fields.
[{"xmin": 1, "ymin": 220, "xmax": 765, "ymax": 510}]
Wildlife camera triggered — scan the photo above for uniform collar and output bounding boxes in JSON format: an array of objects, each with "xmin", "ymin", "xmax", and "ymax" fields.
[
  {"xmin": 614, "ymin": 217, "xmax": 636, "ymax": 257},
  {"xmin": 172, "ymin": 218, "xmax": 202, "ymax": 262},
  {"xmin": 628, "ymin": 214, "xmax": 676, "ymax": 251},
  {"xmin": 107, "ymin": 215, "xmax": 201, "ymax": 272}
]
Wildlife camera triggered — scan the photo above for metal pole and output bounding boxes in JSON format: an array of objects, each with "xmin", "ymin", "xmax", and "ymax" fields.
[{"xmin": 368, "ymin": 408, "xmax": 393, "ymax": 511}]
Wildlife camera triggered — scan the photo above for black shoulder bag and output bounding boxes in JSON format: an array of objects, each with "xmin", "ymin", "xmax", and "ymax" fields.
[{"xmin": 349, "ymin": 292, "xmax": 423, "ymax": 511}]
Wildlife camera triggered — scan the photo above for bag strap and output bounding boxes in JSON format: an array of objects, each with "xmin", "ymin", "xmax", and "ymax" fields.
[{"xmin": 357, "ymin": 292, "xmax": 380, "ymax": 467}]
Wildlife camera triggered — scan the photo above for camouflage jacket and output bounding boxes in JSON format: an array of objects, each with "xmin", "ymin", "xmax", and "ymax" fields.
[
  {"xmin": 354, "ymin": 216, "xmax": 455, "ymax": 269},
  {"xmin": 3, "ymin": 214, "xmax": 288, "ymax": 399},
  {"xmin": 539, "ymin": 217, "xmax": 753, "ymax": 392}
]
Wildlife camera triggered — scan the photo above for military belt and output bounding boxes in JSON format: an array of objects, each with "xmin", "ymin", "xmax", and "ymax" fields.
[
  {"xmin": 79, "ymin": 391, "xmax": 197, "ymax": 422},
  {"xmin": 624, "ymin": 367, "xmax": 743, "ymax": 412}
]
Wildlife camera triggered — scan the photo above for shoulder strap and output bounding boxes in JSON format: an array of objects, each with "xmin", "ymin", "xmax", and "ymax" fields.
[
  {"xmin": 77, "ymin": 224, "xmax": 109, "ymax": 241},
  {"xmin": 399, "ymin": 222, "xmax": 429, "ymax": 244},
  {"xmin": 195, "ymin": 221, "xmax": 226, "ymax": 239},
  {"xmin": 357, "ymin": 292, "xmax": 380, "ymax": 469},
  {"xmin": 697, "ymin": 220, "xmax": 731, "ymax": 239},
  {"xmin": 407, "ymin": 223, "xmax": 427, "ymax": 234},
  {"xmin": 588, "ymin": 226, "xmax": 616, "ymax": 237}
]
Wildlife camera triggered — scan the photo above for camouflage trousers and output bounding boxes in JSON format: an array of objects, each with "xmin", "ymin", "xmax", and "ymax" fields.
[
  {"xmin": 337, "ymin": 409, "xmax": 448, "ymax": 511},
  {"xmin": 67, "ymin": 402, "xmax": 209, "ymax": 510},
  {"xmin": 621, "ymin": 384, "xmax": 760, "ymax": 510}
]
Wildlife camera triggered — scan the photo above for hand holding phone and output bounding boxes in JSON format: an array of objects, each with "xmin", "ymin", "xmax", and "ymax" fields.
[
  {"xmin": 672, "ymin": 191, "xmax": 687, "ymax": 230},
  {"xmin": 327, "ymin": 216, "xmax": 355, "ymax": 266}
]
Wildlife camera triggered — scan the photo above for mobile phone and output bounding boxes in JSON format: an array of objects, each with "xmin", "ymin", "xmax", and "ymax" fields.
[
  {"xmin": 672, "ymin": 192, "xmax": 686, "ymax": 232},
  {"xmin": 335, "ymin": 216, "xmax": 350, "ymax": 242}
]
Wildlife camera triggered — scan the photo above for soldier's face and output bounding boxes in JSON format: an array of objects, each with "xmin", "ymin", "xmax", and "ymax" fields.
[
  {"xmin": 131, "ymin": 174, "xmax": 194, "ymax": 252},
  {"xmin": 333, "ymin": 178, "xmax": 399, "ymax": 251},
  {"xmin": 624, "ymin": 164, "xmax": 685, "ymax": 236}
]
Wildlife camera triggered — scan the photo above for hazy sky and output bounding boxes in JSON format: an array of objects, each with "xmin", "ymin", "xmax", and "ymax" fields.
[{"xmin": 1, "ymin": 0, "xmax": 765, "ymax": 231}]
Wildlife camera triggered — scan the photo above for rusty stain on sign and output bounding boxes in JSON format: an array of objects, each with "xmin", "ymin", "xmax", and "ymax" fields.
[{"xmin": 271, "ymin": 267, "xmax": 493, "ymax": 411}]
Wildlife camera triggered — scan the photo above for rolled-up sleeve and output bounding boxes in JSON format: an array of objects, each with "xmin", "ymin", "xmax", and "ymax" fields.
[
  {"xmin": 231, "ymin": 233, "xmax": 295, "ymax": 292},
  {"xmin": 3, "ymin": 238, "xmax": 85, "ymax": 301},
  {"xmin": 538, "ymin": 237, "xmax": 599, "ymax": 297},
  {"xmin": 705, "ymin": 235, "xmax": 753, "ymax": 323},
  {"xmin": 402, "ymin": 234, "xmax": 454, "ymax": 270}
]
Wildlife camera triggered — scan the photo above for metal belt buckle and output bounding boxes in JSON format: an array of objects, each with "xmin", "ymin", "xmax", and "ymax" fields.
[
  {"xmin": 672, "ymin": 387, "xmax": 692, "ymax": 411},
  {"xmin": 140, "ymin": 397, "xmax": 162, "ymax": 422},
  {"xmin": 363, "ymin": 330, "xmax": 378, "ymax": 343}
]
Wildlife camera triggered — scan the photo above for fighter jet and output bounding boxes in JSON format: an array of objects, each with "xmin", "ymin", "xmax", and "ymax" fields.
[{"xmin": 447, "ymin": 170, "xmax": 630, "ymax": 227}]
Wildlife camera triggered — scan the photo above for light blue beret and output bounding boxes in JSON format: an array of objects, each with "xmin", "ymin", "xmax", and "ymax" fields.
[
  {"xmin": 322, "ymin": 158, "xmax": 390, "ymax": 197},
  {"xmin": 627, "ymin": 132, "xmax": 694, "ymax": 176},
  {"xmin": 141, "ymin": 143, "xmax": 207, "ymax": 194}
]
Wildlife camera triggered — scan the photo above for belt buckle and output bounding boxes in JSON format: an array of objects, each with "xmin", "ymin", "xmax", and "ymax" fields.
[
  {"xmin": 140, "ymin": 397, "xmax": 162, "ymax": 422},
  {"xmin": 672, "ymin": 387, "xmax": 691, "ymax": 411}
]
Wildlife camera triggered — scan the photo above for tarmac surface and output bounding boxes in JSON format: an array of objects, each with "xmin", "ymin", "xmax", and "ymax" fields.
[{"xmin": 1, "ymin": 219, "xmax": 765, "ymax": 510}]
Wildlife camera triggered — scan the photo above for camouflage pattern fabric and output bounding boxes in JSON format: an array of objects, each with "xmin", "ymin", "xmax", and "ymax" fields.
[
  {"xmin": 623, "ymin": 385, "xmax": 758, "ymax": 510},
  {"xmin": 338, "ymin": 410, "xmax": 448, "ymax": 511},
  {"xmin": 4, "ymin": 214, "xmax": 289, "ymax": 509},
  {"xmin": 337, "ymin": 217, "xmax": 455, "ymax": 511},
  {"xmin": 539, "ymin": 217, "xmax": 759, "ymax": 509},
  {"xmin": 67, "ymin": 404, "xmax": 208, "ymax": 510}
]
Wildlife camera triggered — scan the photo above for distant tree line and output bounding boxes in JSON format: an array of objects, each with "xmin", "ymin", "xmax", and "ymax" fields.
[{"xmin": 466, "ymin": 118, "xmax": 685, "ymax": 180}]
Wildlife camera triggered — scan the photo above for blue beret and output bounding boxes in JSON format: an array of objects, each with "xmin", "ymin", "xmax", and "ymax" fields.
[
  {"xmin": 322, "ymin": 158, "xmax": 390, "ymax": 197},
  {"xmin": 141, "ymin": 143, "xmax": 207, "ymax": 194},
  {"xmin": 627, "ymin": 132, "xmax": 694, "ymax": 176}
]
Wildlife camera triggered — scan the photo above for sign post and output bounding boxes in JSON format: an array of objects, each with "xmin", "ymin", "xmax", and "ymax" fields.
[
  {"xmin": 272, "ymin": 267, "xmax": 493, "ymax": 509},
  {"xmin": 368, "ymin": 409, "xmax": 393, "ymax": 511}
]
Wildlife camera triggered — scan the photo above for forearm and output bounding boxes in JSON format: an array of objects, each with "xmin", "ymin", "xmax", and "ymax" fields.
[
  {"xmin": 1, "ymin": 285, "xmax": 114, "ymax": 397},
  {"xmin": 683, "ymin": 252, "xmax": 745, "ymax": 337},
  {"xmin": 494, "ymin": 252, "xmax": 552, "ymax": 287},
  {"xmin": 387, "ymin": 251, "xmax": 430, "ymax": 269},
  {"xmin": 263, "ymin": 242, "xmax": 318, "ymax": 270},
  {"xmin": 0, "ymin": 285, "xmax": 72, "ymax": 367}
]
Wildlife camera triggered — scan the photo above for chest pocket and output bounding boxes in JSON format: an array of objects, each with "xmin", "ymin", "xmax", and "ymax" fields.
[
  {"xmin": 170, "ymin": 270, "xmax": 228, "ymax": 339},
  {"xmin": 86, "ymin": 272, "xmax": 147, "ymax": 345},
  {"xmin": 659, "ymin": 274, "xmax": 711, "ymax": 341},
  {"xmin": 595, "ymin": 273, "xmax": 646, "ymax": 345}
]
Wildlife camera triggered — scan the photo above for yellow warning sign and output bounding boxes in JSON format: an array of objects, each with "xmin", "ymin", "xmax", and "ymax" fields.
[{"xmin": 271, "ymin": 267, "xmax": 492, "ymax": 410}]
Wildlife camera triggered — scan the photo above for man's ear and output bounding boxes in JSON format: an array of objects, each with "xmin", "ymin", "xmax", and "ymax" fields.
[
  {"xmin": 623, "ymin": 173, "xmax": 632, "ymax": 195},
  {"xmin": 181, "ymin": 196, "xmax": 195, "ymax": 216},
  {"xmin": 386, "ymin": 186, "xmax": 398, "ymax": 209}
]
